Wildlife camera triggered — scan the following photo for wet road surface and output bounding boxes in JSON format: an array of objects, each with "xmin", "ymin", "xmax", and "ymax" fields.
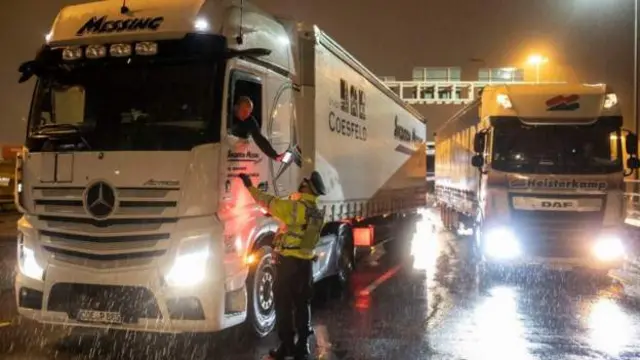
[
  {"xmin": 424, "ymin": 209, "xmax": 640, "ymax": 360},
  {"xmin": 0, "ymin": 212, "xmax": 430, "ymax": 359},
  {"xmin": 1, "ymin": 209, "xmax": 640, "ymax": 359}
]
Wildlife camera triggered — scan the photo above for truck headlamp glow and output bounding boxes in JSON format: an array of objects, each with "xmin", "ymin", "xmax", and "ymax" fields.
[
  {"xmin": 592, "ymin": 235, "xmax": 625, "ymax": 261},
  {"xmin": 85, "ymin": 45, "xmax": 107, "ymax": 59},
  {"xmin": 62, "ymin": 47, "xmax": 83, "ymax": 61},
  {"xmin": 165, "ymin": 236, "xmax": 211, "ymax": 287},
  {"xmin": 18, "ymin": 234, "xmax": 44, "ymax": 281},
  {"xmin": 135, "ymin": 42, "xmax": 158, "ymax": 56},
  {"xmin": 496, "ymin": 94, "xmax": 513, "ymax": 109},
  {"xmin": 110, "ymin": 43, "xmax": 132, "ymax": 58},
  {"xmin": 484, "ymin": 227, "xmax": 520, "ymax": 259},
  {"xmin": 603, "ymin": 93, "xmax": 618, "ymax": 109},
  {"xmin": 194, "ymin": 17, "xmax": 210, "ymax": 32}
]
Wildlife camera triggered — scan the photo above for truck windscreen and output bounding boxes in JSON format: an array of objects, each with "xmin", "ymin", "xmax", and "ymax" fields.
[
  {"xmin": 491, "ymin": 122, "xmax": 623, "ymax": 174},
  {"xmin": 26, "ymin": 59, "xmax": 220, "ymax": 152}
]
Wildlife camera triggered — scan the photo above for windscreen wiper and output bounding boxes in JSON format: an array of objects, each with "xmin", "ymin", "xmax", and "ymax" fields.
[
  {"xmin": 32, "ymin": 123, "xmax": 92, "ymax": 150},
  {"xmin": 226, "ymin": 48, "xmax": 272, "ymax": 59},
  {"xmin": 34, "ymin": 123, "xmax": 80, "ymax": 135}
]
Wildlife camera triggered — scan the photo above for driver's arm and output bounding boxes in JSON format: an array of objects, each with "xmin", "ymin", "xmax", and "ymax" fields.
[
  {"xmin": 247, "ymin": 186, "xmax": 303, "ymax": 222},
  {"xmin": 247, "ymin": 117, "xmax": 280, "ymax": 159}
]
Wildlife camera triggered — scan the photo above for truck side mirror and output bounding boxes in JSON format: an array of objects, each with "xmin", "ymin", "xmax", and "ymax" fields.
[
  {"xmin": 473, "ymin": 133, "xmax": 485, "ymax": 154},
  {"xmin": 18, "ymin": 60, "xmax": 37, "ymax": 84},
  {"xmin": 627, "ymin": 157, "xmax": 640, "ymax": 170},
  {"xmin": 471, "ymin": 154, "xmax": 484, "ymax": 168},
  {"xmin": 626, "ymin": 132, "xmax": 638, "ymax": 156}
]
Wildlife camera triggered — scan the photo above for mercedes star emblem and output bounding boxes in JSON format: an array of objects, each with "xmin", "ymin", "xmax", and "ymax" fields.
[{"xmin": 84, "ymin": 181, "xmax": 116, "ymax": 219}]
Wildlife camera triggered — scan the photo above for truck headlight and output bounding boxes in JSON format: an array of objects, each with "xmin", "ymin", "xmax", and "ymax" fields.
[
  {"xmin": 18, "ymin": 235, "xmax": 44, "ymax": 281},
  {"xmin": 592, "ymin": 236, "xmax": 625, "ymax": 261},
  {"xmin": 165, "ymin": 236, "xmax": 210, "ymax": 287},
  {"xmin": 484, "ymin": 227, "xmax": 521, "ymax": 259}
]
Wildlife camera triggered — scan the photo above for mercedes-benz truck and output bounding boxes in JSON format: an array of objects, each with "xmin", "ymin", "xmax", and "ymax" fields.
[{"xmin": 13, "ymin": 0, "xmax": 426, "ymax": 336}]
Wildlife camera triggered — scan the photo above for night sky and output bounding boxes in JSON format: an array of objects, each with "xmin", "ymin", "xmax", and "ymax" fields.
[{"xmin": 0, "ymin": 0, "xmax": 634, "ymax": 143}]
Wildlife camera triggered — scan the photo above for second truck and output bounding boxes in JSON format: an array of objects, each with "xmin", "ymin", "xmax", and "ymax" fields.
[
  {"xmin": 435, "ymin": 83, "xmax": 639, "ymax": 280},
  {"xmin": 14, "ymin": 0, "xmax": 426, "ymax": 336}
]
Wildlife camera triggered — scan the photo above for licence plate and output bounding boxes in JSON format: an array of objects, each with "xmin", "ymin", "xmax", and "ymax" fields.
[
  {"xmin": 0, "ymin": 179, "xmax": 9, "ymax": 187},
  {"xmin": 77, "ymin": 310, "xmax": 123, "ymax": 324}
]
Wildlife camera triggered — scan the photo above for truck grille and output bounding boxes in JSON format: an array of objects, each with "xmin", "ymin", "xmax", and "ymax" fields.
[
  {"xmin": 508, "ymin": 194, "xmax": 605, "ymax": 258},
  {"xmin": 47, "ymin": 283, "xmax": 162, "ymax": 322},
  {"xmin": 33, "ymin": 187, "xmax": 179, "ymax": 218},
  {"xmin": 32, "ymin": 185, "xmax": 179, "ymax": 267}
]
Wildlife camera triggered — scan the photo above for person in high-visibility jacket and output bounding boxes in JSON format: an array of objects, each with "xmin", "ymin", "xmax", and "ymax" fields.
[{"xmin": 237, "ymin": 171, "xmax": 326, "ymax": 360}]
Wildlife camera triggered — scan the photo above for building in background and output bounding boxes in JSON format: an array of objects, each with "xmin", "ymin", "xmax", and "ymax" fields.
[
  {"xmin": 412, "ymin": 67, "xmax": 461, "ymax": 82},
  {"xmin": 478, "ymin": 67, "xmax": 525, "ymax": 82}
]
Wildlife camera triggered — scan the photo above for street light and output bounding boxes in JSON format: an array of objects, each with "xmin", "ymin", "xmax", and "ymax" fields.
[{"xmin": 527, "ymin": 54, "xmax": 548, "ymax": 83}]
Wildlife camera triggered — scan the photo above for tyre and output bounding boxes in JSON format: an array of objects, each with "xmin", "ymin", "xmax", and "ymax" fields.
[
  {"xmin": 334, "ymin": 223, "xmax": 355, "ymax": 289},
  {"xmin": 246, "ymin": 246, "xmax": 276, "ymax": 338}
]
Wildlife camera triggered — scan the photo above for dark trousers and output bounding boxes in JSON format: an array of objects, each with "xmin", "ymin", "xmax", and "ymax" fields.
[{"xmin": 274, "ymin": 254, "xmax": 313, "ymax": 345}]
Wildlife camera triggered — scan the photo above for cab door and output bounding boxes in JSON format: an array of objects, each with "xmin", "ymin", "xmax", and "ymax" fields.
[
  {"xmin": 219, "ymin": 65, "xmax": 269, "ymax": 208},
  {"xmin": 265, "ymin": 73, "xmax": 299, "ymax": 197}
]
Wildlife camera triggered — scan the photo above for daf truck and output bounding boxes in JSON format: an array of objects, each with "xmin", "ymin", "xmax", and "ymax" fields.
[
  {"xmin": 14, "ymin": 0, "xmax": 427, "ymax": 336},
  {"xmin": 434, "ymin": 83, "xmax": 639, "ymax": 280}
]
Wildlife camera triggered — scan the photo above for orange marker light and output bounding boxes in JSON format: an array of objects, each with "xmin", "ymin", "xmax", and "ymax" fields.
[{"xmin": 353, "ymin": 226, "xmax": 374, "ymax": 247}]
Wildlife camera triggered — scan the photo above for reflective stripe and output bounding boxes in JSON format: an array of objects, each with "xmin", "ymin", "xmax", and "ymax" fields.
[
  {"xmin": 275, "ymin": 197, "xmax": 323, "ymax": 259},
  {"xmin": 280, "ymin": 248, "xmax": 315, "ymax": 260},
  {"xmin": 285, "ymin": 232, "xmax": 304, "ymax": 239}
]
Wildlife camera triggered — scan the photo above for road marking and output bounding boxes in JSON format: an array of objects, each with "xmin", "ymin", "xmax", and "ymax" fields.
[
  {"xmin": 358, "ymin": 264, "xmax": 402, "ymax": 296},
  {"xmin": 0, "ymin": 322, "xmax": 11, "ymax": 328}
]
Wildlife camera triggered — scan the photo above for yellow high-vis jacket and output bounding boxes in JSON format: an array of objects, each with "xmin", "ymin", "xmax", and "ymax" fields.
[{"xmin": 248, "ymin": 187, "xmax": 324, "ymax": 260}]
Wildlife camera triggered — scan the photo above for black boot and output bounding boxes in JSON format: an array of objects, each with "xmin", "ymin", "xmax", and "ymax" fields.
[
  {"xmin": 294, "ymin": 336, "xmax": 311, "ymax": 360},
  {"xmin": 268, "ymin": 342, "xmax": 295, "ymax": 360}
]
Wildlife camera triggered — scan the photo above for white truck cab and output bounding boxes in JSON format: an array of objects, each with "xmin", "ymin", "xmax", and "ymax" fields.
[
  {"xmin": 15, "ymin": 0, "xmax": 326, "ymax": 336},
  {"xmin": 14, "ymin": 0, "xmax": 426, "ymax": 336}
]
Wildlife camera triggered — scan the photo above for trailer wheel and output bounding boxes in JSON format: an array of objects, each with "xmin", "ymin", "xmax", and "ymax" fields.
[{"xmin": 246, "ymin": 246, "xmax": 276, "ymax": 338}]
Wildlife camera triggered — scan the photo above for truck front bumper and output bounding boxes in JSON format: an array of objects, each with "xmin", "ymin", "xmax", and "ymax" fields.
[
  {"xmin": 480, "ymin": 225, "xmax": 628, "ymax": 271},
  {"xmin": 15, "ymin": 263, "xmax": 246, "ymax": 334}
]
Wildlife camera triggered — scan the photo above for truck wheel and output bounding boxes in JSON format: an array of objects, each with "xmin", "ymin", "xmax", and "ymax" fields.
[
  {"xmin": 246, "ymin": 246, "xmax": 276, "ymax": 338},
  {"xmin": 335, "ymin": 223, "xmax": 355, "ymax": 289}
]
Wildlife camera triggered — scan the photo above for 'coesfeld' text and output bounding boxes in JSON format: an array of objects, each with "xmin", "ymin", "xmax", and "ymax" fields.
[{"xmin": 329, "ymin": 111, "xmax": 367, "ymax": 141}]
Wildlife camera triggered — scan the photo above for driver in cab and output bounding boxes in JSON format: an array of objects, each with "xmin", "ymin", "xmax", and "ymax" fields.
[
  {"xmin": 230, "ymin": 96, "xmax": 282, "ymax": 162},
  {"xmin": 230, "ymin": 96, "xmax": 301, "ymax": 167}
]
